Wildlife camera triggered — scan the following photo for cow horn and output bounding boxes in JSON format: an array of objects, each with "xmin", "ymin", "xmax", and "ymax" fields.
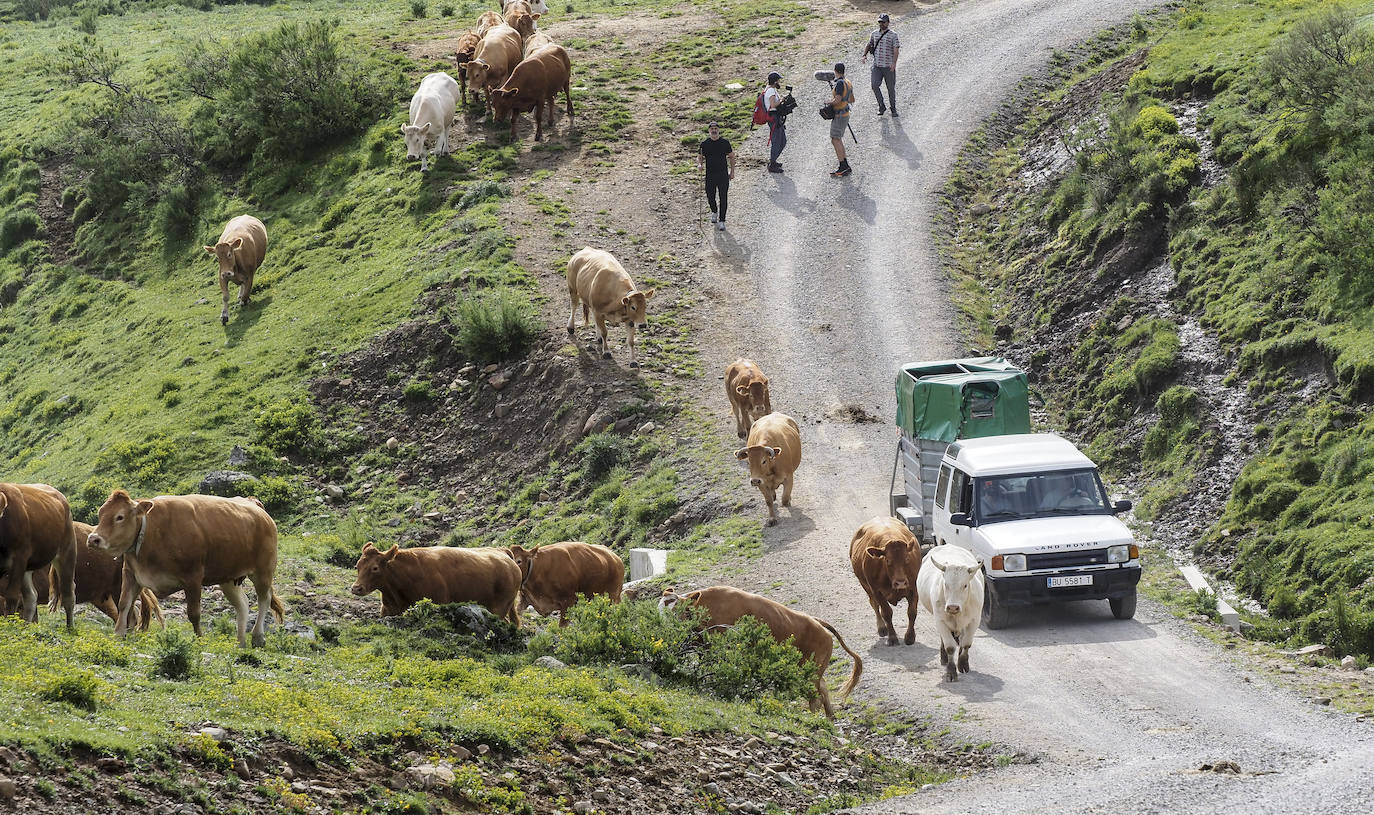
[
  {"xmin": 768, "ymin": 446, "xmax": 781, "ymax": 460},
  {"xmin": 931, "ymin": 556, "xmax": 946, "ymax": 572},
  {"xmin": 204, "ymin": 245, "xmax": 216, "ymax": 254},
  {"xmin": 734, "ymin": 448, "xmax": 749, "ymax": 460}
]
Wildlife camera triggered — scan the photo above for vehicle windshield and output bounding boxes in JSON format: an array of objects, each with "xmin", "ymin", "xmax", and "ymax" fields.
[{"xmin": 975, "ymin": 469, "xmax": 1109, "ymax": 522}]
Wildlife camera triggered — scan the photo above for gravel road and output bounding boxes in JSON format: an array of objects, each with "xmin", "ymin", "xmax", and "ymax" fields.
[{"xmin": 692, "ymin": 0, "xmax": 1374, "ymax": 811}]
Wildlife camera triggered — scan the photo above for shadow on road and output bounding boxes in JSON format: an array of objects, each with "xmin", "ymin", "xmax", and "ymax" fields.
[
  {"xmin": 836, "ymin": 183, "xmax": 878, "ymax": 224},
  {"xmin": 982, "ymin": 601, "xmax": 1160, "ymax": 647},
  {"xmin": 709, "ymin": 227, "xmax": 751, "ymax": 267},
  {"xmin": 762, "ymin": 508, "xmax": 818, "ymax": 551},
  {"xmin": 938, "ymin": 667, "xmax": 1007, "ymax": 702},
  {"xmin": 879, "ymin": 116, "xmax": 924, "ymax": 170},
  {"xmin": 861, "ymin": 637, "xmax": 939, "ymax": 669},
  {"xmin": 765, "ymin": 174, "xmax": 819, "ymax": 219}
]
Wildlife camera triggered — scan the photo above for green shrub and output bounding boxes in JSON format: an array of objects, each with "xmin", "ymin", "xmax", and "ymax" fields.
[
  {"xmin": 151, "ymin": 627, "xmax": 199, "ymax": 681},
  {"xmin": 577, "ymin": 433, "xmax": 629, "ymax": 483},
  {"xmin": 0, "ymin": 211, "xmax": 40, "ymax": 252},
  {"xmin": 402, "ymin": 378, "xmax": 434, "ymax": 402},
  {"xmin": 409, "ymin": 0, "xmax": 427, "ymax": 17},
  {"xmin": 38, "ymin": 670, "xmax": 101, "ymax": 710},
  {"xmin": 439, "ymin": 3, "xmax": 455, "ymax": 17},
  {"xmin": 254, "ymin": 399, "xmax": 318, "ymax": 455},
  {"xmin": 452, "ymin": 290, "xmax": 539, "ymax": 363},
  {"xmin": 1188, "ymin": 589, "xmax": 1218, "ymax": 621},
  {"xmin": 1268, "ymin": 585, "xmax": 1299, "ymax": 619},
  {"xmin": 455, "ymin": 180, "xmax": 507, "ymax": 210},
  {"xmin": 694, "ymin": 615, "xmax": 817, "ymax": 703},
  {"xmin": 529, "ymin": 595, "xmax": 700, "ymax": 679}
]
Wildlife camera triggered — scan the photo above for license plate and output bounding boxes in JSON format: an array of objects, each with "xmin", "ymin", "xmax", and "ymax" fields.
[{"xmin": 1047, "ymin": 575, "xmax": 1094, "ymax": 588}]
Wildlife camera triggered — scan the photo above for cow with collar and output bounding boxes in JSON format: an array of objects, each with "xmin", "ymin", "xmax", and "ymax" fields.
[{"xmin": 507, "ymin": 541, "xmax": 623, "ymax": 625}]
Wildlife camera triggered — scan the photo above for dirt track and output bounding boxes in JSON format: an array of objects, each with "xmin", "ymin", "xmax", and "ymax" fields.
[{"xmin": 692, "ymin": 0, "xmax": 1374, "ymax": 811}]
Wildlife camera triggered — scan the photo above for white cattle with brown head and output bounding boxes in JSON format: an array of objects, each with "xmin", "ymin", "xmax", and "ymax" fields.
[
  {"xmin": 566, "ymin": 246, "xmax": 655, "ymax": 368},
  {"xmin": 724, "ymin": 358, "xmax": 772, "ymax": 439},
  {"xmin": 206, "ymin": 215, "xmax": 267, "ymax": 325},
  {"xmin": 917, "ymin": 544, "xmax": 985, "ymax": 682},
  {"xmin": 467, "ymin": 23, "xmax": 525, "ymax": 116},
  {"xmin": 735, "ymin": 412, "xmax": 800, "ymax": 526}
]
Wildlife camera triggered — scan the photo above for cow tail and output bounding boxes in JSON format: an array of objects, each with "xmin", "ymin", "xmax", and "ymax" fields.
[
  {"xmin": 46, "ymin": 567, "xmax": 59, "ymax": 614},
  {"xmin": 140, "ymin": 588, "xmax": 166, "ymax": 630},
  {"xmin": 271, "ymin": 593, "xmax": 286, "ymax": 623},
  {"xmin": 819, "ymin": 619, "xmax": 863, "ymax": 702}
]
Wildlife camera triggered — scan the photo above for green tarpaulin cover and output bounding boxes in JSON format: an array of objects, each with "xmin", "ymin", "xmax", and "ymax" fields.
[{"xmin": 894, "ymin": 357, "xmax": 1031, "ymax": 442}]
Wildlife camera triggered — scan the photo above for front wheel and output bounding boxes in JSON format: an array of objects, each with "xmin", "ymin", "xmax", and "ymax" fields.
[
  {"xmin": 981, "ymin": 589, "xmax": 1011, "ymax": 630},
  {"xmin": 1110, "ymin": 589, "xmax": 1137, "ymax": 620}
]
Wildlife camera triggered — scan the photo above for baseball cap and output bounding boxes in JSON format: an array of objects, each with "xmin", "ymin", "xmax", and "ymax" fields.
[
  {"xmin": 767, "ymin": 71, "xmax": 782, "ymax": 83},
  {"xmin": 878, "ymin": 13, "xmax": 890, "ymax": 22}
]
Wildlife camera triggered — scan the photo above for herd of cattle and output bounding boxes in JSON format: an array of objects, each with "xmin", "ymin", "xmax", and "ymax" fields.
[{"xmin": 0, "ymin": 2, "xmax": 991, "ymax": 720}]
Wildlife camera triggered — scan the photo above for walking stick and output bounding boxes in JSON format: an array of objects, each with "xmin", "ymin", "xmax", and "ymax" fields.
[{"xmin": 847, "ymin": 122, "xmax": 858, "ymax": 145}]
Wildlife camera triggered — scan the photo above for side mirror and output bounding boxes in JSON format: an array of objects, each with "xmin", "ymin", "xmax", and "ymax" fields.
[
  {"xmin": 1112, "ymin": 499, "xmax": 1133, "ymax": 514},
  {"xmin": 949, "ymin": 512, "xmax": 973, "ymax": 527}
]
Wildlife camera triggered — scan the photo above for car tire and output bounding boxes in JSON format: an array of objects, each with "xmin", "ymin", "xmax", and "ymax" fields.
[
  {"xmin": 1110, "ymin": 589, "xmax": 1137, "ymax": 620},
  {"xmin": 981, "ymin": 590, "xmax": 1011, "ymax": 630}
]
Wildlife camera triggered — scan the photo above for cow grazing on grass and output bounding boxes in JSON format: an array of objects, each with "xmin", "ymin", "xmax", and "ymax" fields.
[
  {"xmin": 566, "ymin": 246, "xmax": 655, "ymax": 368},
  {"xmin": 502, "ymin": 0, "xmax": 540, "ymax": 39},
  {"xmin": 206, "ymin": 215, "xmax": 267, "ymax": 325},
  {"xmin": 0, "ymin": 483, "xmax": 75, "ymax": 627},
  {"xmin": 735, "ymin": 412, "xmax": 801, "ymax": 526},
  {"xmin": 492, "ymin": 44, "xmax": 573, "ymax": 142},
  {"xmin": 467, "ymin": 24, "xmax": 525, "ymax": 117},
  {"xmin": 87, "ymin": 491, "xmax": 281, "ymax": 647},
  {"xmin": 403, "ymin": 72, "xmax": 461, "ymax": 172},
  {"xmin": 31, "ymin": 521, "xmax": 164, "ymax": 631},
  {"xmin": 918, "ymin": 544, "xmax": 985, "ymax": 682},
  {"xmin": 850, "ymin": 516, "xmax": 922, "ymax": 647},
  {"xmin": 724, "ymin": 358, "xmax": 772, "ymax": 439},
  {"xmin": 507, "ymin": 541, "xmax": 623, "ymax": 625},
  {"xmin": 351, "ymin": 542, "xmax": 522, "ymax": 624},
  {"xmin": 660, "ymin": 585, "xmax": 862, "ymax": 719}
]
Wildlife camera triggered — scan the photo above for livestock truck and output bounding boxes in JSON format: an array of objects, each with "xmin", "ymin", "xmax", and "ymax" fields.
[{"xmin": 888, "ymin": 357, "xmax": 1141, "ymax": 629}]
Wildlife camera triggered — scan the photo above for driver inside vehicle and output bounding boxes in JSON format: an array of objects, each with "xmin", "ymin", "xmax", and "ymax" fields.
[{"xmin": 979, "ymin": 479, "xmax": 1015, "ymax": 518}]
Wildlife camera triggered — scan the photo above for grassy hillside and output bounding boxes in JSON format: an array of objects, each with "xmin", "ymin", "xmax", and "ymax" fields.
[{"xmin": 944, "ymin": 0, "xmax": 1374, "ymax": 657}]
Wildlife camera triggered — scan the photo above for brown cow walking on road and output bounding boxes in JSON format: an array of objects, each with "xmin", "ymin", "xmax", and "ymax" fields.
[
  {"xmin": 566, "ymin": 246, "xmax": 656, "ymax": 368},
  {"xmin": 87, "ymin": 490, "xmax": 281, "ymax": 647},
  {"xmin": 735, "ymin": 412, "xmax": 801, "ymax": 525},
  {"xmin": 724, "ymin": 358, "xmax": 773, "ymax": 439},
  {"xmin": 850, "ymin": 516, "xmax": 923, "ymax": 646},
  {"xmin": 351, "ymin": 543, "xmax": 522, "ymax": 623},
  {"xmin": 661, "ymin": 585, "xmax": 863, "ymax": 719},
  {"xmin": 507, "ymin": 541, "xmax": 622, "ymax": 625},
  {"xmin": 206, "ymin": 215, "xmax": 267, "ymax": 325},
  {"xmin": 0, "ymin": 483, "xmax": 75, "ymax": 627}
]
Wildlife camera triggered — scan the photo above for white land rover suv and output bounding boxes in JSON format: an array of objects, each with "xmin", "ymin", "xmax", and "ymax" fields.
[{"xmin": 930, "ymin": 433, "xmax": 1140, "ymax": 629}]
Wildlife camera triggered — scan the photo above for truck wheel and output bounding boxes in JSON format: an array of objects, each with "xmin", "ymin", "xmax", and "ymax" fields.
[
  {"xmin": 1110, "ymin": 590, "xmax": 1137, "ymax": 620},
  {"xmin": 981, "ymin": 591, "xmax": 1011, "ymax": 630}
]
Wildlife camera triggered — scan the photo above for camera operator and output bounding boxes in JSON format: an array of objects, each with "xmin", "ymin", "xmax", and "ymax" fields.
[
  {"xmin": 828, "ymin": 62, "xmax": 854, "ymax": 177},
  {"xmin": 764, "ymin": 71, "xmax": 788, "ymax": 173},
  {"xmin": 697, "ymin": 122, "xmax": 734, "ymax": 231}
]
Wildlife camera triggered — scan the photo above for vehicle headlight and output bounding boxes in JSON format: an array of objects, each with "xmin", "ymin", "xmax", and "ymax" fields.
[
  {"xmin": 1002, "ymin": 553, "xmax": 1027, "ymax": 572},
  {"xmin": 1107, "ymin": 544, "xmax": 1132, "ymax": 563}
]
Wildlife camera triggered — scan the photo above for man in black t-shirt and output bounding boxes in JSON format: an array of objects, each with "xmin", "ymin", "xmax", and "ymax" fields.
[{"xmin": 697, "ymin": 122, "xmax": 735, "ymax": 231}]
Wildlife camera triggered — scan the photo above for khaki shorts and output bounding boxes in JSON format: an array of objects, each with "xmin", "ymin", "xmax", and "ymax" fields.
[{"xmin": 830, "ymin": 110, "xmax": 849, "ymax": 139}]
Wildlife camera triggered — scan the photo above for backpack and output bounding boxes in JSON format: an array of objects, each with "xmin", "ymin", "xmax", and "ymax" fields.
[{"xmin": 751, "ymin": 91, "xmax": 772, "ymax": 127}]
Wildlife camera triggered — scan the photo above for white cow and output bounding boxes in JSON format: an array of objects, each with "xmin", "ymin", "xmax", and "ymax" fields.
[
  {"xmin": 917, "ymin": 545, "xmax": 985, "ymax": 682},
  {"xmin": 402, "ymin": 72, "xmax": 460, "ymax": 171}
]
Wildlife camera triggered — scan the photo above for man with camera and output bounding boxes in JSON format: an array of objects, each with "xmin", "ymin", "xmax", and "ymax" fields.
[
  {"xmin": 764, "ymin": 71, "xmax": 789, "ymax": 173},
  {"xmin": 827, "ymin": 62, "xmax": 854, "ymax": 177},
  {"xmin": 862, "ymin": 13, "xmax": 900, "ymax": 117}
]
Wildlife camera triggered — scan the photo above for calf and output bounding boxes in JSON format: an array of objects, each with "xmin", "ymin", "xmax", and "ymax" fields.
[
  {"xmin": 87, "ymin": 491, "xmax": 280, "ymax": 647},
  {"xmin": 467, "ymin": 24, "xmax": 525, "ymax": 117},
  {"xmin": 849, "ymin": 517, "xmax": 922, "ymax": 646},
  {"xmin": 402, "ymin": 72, "xmax": 460, "ymax": 172},
  {"xmin": 917, "ymin": 545, "xmax": 985, "ymax": 682},
  {"xmin": 507, "ymin": 541, "xmax": 623, "ymax": 625},
  {"xmin": 34, "ymin": 521, "xmax": 164, "ymax": 631},
  {"xmin": 351, "ymin": 542, "xmax": 521, "ymax": 624},
  {"xmin": 491, "ymin": 44, "xmax": 574, "ymax": 141},
  {"xmin": 661, "ymin": 586, "xmax": 862, "ymax": 719},
  {"xmin": 502, "ymin": 0, "xmax": 540, "ymax": 39},
  {"xmin": 566, "ymin": 246, "xmax": 655, "ymax": 368},
  {"xmin": 0, "ymin": 483, "xmax": 75, "ymax": 627},
  {"xmin": 735, "ymin": 412, "xmax": 801, "ymax": 526},
  {"xmin": 205, "ymin": 215, "xmax": 267, "ymax": 325},
  {"xmin": 724, "ymin": 358, "xmax": 772, "ymax": 439}
]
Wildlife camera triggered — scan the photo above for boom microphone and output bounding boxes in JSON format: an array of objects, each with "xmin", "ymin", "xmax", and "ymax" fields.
[{"xmin": 814, "ymin": 70, "xmax": 836, "ymax": 83}]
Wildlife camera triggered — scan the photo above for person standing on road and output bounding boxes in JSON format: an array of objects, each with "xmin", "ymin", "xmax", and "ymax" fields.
[
  {"xmin": 829, "ymin": 62, "xmax": 854, "ymax": 177},
  {"xmin": 764, "ymin": 71, "xmax": 787, "ymax": 173},
  {"xmin": 697, "ymin": 122, "xmax": 735, "ymax": 231},
  {"xmin": 862, "ymin": 13, "xmax": 900, "ymax": 117}
]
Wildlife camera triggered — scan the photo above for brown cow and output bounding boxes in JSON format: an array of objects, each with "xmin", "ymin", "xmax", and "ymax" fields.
[
  {"xmin": 734, "ymin": 412, "xmax": 801, "ymax": 526},
  {"xmin": 725, "ymin": 358, "xmax": 773, "ymax": 439},
  {"xmin": 566, "ymin": 246, "xmax": 656, "ymax": 368},
  {"xmin": 87, "ymin": 491, "xmax": 280, "ymax": 647},
  {"xmin": 503, "ymin": 0, "xmax": 539, "ymax": 40},
  {"xmin": 454, "ymin": 11, "xmax": 505, "ymax": 108},
  {"xmin": 491, "ymin": 44, "xmax": 573, "ymax": 142},
  {"xmin": 521, "ymin": 30, "xmax": 552, "ymax": 58},
  {"xmin": 32, "ymin": 521, "xmax": 165, "ymax": 631},
  {"xmin": 661, "ymin": 585, "xmax": 863, "ymax": 719},
  {"xmin": 351, "ymin": 542, "xmax": 521, "ymax": 623},
  {"xmin": 507, "ymin": 541, "xmax": 622, "ymax": 625},
  {"xmin": 205, "ymin": 215, "xmax": 267, "ymax": 326},
  {"xmin": 850, "ymin": 516, "xmax": 922, "ymax": 646},
  {"xmin": 467, "ymin": 24, "xmax": 525, "ymax": 116},
  {"xmin": 0, "ymin": 483, "xmax": 75, "ymax": 626}
]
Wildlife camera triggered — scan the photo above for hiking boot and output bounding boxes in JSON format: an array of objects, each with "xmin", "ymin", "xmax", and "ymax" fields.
[
  {"xmin": 830, "ymin": 163, "xmax": 852, "ymax": 178},
  {"xmin": 891, "ymin": 108, "xmax": 899, "ymax": 118},
  {"xmin": 767, "ymin": 162, "xmax": 784, "ymax": 173},
  {"xmin": 877, "ymin": 107, "xmax": 886, "ymax": 116},
  {"xmin": 717, "ymin": 221, "xmax": 726, "ymax": 231},
  {"xmin": 710, "ymin": 212, "xmax": 718, "ymax": 223}
]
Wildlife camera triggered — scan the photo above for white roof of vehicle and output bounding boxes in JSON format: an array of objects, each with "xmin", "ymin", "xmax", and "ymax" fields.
[{"xmin": 946, "ymin": 433, "xmax": 1095, "ymax": 476}]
